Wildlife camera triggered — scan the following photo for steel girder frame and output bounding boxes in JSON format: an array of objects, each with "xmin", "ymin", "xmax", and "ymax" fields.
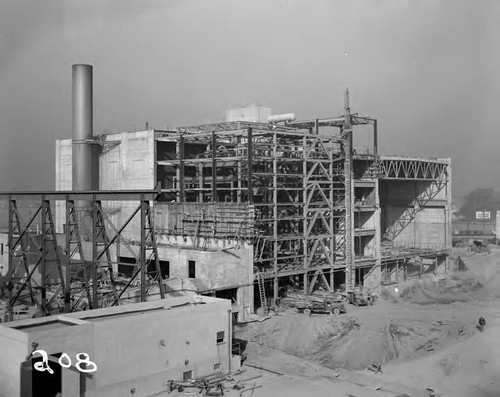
[
  {"xmin": 1, "ymin": 190, "xmax": 163, "ymax": 318},
  {"xmin": 379, "ymin": 158, "xmax": 448, "ymax": 180},
  {"xmin": 247, "ymin": 130, "xmax": 347, "ymax": 295},
  {"xmin": 302, "ymin": 135, "xmax": 346, "ymax": 294},
  {"xmin": 7, "ymin": 198, "xmax": 63, "ymax": 315},
  {"xmin": 155, "ymin": 127, "xmax": 348, "ymax": 299}
]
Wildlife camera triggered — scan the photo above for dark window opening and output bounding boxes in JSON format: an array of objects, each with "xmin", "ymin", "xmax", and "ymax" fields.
[
  {"xmin": 120, "ymin": 257, "xmax": 170, "ymax": 279},
  {"xmin": 159, "ymin": 260, "xmax": 170, "ymax": 279},
  {"xmin": 188, "ymin": 260, "xmax": 196, "ymax": 278},
  {"xmin": 183, "ymin": 370, "xmax": 193, "ymax": 381},
  {"xmin": 118, "ymin": 256, "xmax": 136, "ymax": 278},
  {"xmin": 355, "ymin": 267, "xmax": 366, "ymax": 286},
  {"xmin": 215, "ymin": 288, "xmax": 237, "ymax": 304},
  {"xmin": 333, "ymin": 270, "xmax": 346, "ymax": 291},
  {"xmin": 214, "ymin": 363, "xmax": 221, "ymax": 371},
  {"xmin": 216, "ymin": 331, "xmax": 225, "ymax": 344}
]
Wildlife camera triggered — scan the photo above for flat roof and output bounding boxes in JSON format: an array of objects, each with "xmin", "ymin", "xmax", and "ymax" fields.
[
  {"xmin": 13, "ymin": 319, "xmax": 77, "ymax": 333},
  {"xmin": 0, "ymin": 295, "xmax": 226, "ymax": 334}
]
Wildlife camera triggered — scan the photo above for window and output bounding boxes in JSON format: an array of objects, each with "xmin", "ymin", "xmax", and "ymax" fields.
[
  {"xmin": 216, "ymin": 331, "xmax": 225, "ymax": 344},
  {"xmin": 188, "ymin": 260, "xmax": 196, "ymax": 278},
  {"xmin": 183, "ymin": 370, "xmax": 193, "ymax": 381},
  {"xmin": 118, "ymin": 256, "xmax": 136, "ymax": 278},
  {"xmin": 159, "ymin": 260, "xmax": 170, "ymax": 279},
  {"xmin": 214, "ymin": 363, "xmax": 221, "ymax": 371}
]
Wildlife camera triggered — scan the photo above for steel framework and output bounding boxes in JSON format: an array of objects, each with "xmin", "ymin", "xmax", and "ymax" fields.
[
  {"xmin": 156, "ymin": 128, "xmax": 348, "ymax": 287},
  {"xmin": 154, "ymin": 101, "xmax": 373, "ymax": 298},
  {"xmin": 379, "ymin": 158, "xmax": 449, "ymax": 180},
  {"xmin": 154, "ymin": 107, "xmax": 450, "ymax": 303},
  {"xmin": 1, "ymin": 190, "xmax": 164, "ymax": 319}
]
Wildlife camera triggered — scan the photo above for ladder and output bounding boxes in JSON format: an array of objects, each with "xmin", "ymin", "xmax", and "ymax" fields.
[{"xmin": 256, "ymin": 272, "xmax": 268, "ymax": 315}]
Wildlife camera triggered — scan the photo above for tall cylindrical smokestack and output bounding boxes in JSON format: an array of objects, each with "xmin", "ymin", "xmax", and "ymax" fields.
[{"xmin": 72, "ymin": 64, "xmax": 94, "ymax": 192}]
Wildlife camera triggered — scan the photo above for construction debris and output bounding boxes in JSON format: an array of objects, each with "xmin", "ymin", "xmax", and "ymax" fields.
[
  {"xmin": 244, "ymin": 363, "xmax": 284, "ymax": 376},
  {"xmin": 368, "ymin": 363, "xmax": 383, "ymax": 374},
  {"xmin": 238, "ymin": 384, "xmax": 263, "ymax": 396}
]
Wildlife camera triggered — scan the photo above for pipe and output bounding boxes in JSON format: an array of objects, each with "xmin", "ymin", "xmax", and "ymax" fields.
[
  {"xmin": 72, "ymin": 64, "xmax": 95, "ymax": 192},
  {"xmin": 227, "ymin": 308, "xmax": 232, "ymax": 373},
  {"xmin": 268, "ymin": 113, "xmax": 296, "ymax": 123}
]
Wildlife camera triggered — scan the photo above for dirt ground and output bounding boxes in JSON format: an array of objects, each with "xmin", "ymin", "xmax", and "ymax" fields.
[{"xmin": 232, "ymin": 248, "xmax": 500, "ymax": 397}]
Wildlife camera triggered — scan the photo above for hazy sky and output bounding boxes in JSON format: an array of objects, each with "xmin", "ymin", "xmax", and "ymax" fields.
[{"xmin": 0, "ymin": 0, "xmax": 498, "ymax": 197}]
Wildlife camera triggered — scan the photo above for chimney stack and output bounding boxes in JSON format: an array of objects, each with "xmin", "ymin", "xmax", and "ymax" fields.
[{"xmin": 72, "ymin": 64, "xmax": 96, "ymax": 192}]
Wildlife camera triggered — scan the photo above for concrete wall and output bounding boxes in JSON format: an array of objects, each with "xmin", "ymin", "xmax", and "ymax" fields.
[
  {"xmin": 0, "ymin": 233, "xmax": 7, "ymax": 278},
  {"xmin": 55, "ymin": 139, "xmax": 72, "ymax": 233},
  {"xmin": 99, "ymin": 130, "xmax": 155, "ymax": 191},
  {"xmin": 156, "ymin": 240, "xmax": 254, "ymax": 321},
  {"xmin": 88, "ymin": 300, "xmax": 231, "ymax": 395},
  {"xmin": 0, "ymin": 326, "xmax": 29, "ymax": 397},
  {"xmin": 380, "ymin": 180, "xmax": 450, "ymax": 248},
  {"xmin": 386, "ymin": 207, "xmax": 446, "ymax": 247},
  {"xmin": 0, "ymin": 297, "xmax": 232, "ymax": 397},
  {"xmin": 55, "ymin": 130, "xmax": 155, "ymax": 234},
  {"xmin": 99, "ymin": 130, "xmax": 152, "ymax": 241}
]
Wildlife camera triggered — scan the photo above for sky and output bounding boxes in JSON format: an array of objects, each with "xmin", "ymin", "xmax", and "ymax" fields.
[{"xmin": 0, "ymin": 0, "xmax": 499, "ymax": 198}]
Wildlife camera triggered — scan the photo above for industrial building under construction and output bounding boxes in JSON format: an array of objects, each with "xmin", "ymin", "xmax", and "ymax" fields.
[
  {"xmin": 0, "ymin": 65, "xmax": 451, "ymax": 397},
  {"xmin": 0, "ymin": 65, "xmax": 452, "ymax": 396}
]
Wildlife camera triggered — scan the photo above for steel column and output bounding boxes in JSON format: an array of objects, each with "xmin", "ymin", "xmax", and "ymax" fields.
[
  {"xmin": 247, "ymin": 128, "xmax": 253, "ymax": 204},
  {"xmin": 212, "ymin": 132, "xmax": 217, "ymax": 203},
  {"xmin": 344, "ymin": 89, "xmax": 355, "ymax": 292},
  {"xmin": 140, "ymin": 197, "xmax": 147, "ymax": 301},
  {"xmin": 179, "ymin": 135, "xmax": 185, "ymax": 202}
]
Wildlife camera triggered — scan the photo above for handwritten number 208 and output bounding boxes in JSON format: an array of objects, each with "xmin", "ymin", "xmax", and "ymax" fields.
[{"xmin": 33, "ymin": 350, "xmax": 97, "ymax": 373}]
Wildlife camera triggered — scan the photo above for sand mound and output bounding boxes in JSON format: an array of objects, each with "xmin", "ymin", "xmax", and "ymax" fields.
[
  {"xmin": 398, "ymin": 276, "xmax": 483, "ymax": 305},
  {"xmin": 237, "ymin": 313, "xmax": 473, "ymax": 371}
]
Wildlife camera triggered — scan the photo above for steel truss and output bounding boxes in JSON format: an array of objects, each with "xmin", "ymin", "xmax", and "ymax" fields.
[
  {"xmin": 379, "ymin": 158, "xmax": 449, "ymax": 180},
  {"xmin": 1, "ymin": 190, "xmax": 163, "ymax": 319}
]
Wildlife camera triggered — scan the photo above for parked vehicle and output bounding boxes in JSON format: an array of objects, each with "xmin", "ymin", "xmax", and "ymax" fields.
[
  {"xmin": 347, "ymin": 290, "xmax": 369, "ymax": 306},
  {"xmin": 280, "ymin": 292, "xmax": 347, "ymax": 316}
]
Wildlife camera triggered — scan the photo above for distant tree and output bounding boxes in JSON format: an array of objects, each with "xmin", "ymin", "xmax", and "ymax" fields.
[{"xmin": 457, "ymin": 188, "xmax": 500, "ymax": 220}]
